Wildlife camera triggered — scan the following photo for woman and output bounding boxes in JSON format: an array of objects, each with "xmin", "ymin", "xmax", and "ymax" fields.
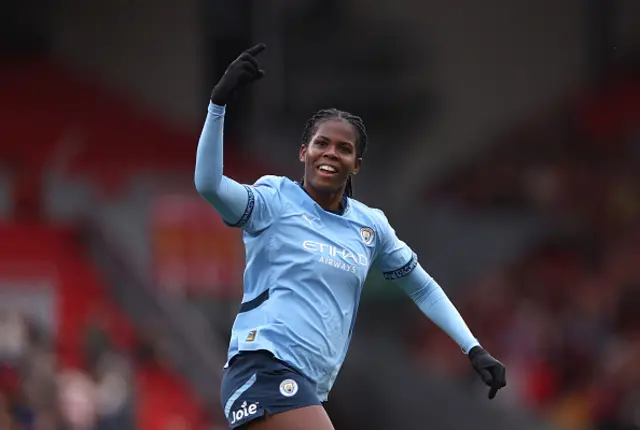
[{"xmin": 195, "ymin": 44, "xmax": 506, "ymax": 430}]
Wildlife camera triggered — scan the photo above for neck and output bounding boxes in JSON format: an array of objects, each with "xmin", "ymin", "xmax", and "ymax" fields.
[{"xmin": 303, "ymin": 182, "xmax": 344, "ymax": 212}]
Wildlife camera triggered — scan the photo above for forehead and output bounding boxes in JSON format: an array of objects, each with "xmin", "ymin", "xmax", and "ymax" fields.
[{"xmin": 313, "ymin": 119, "xmax": 357, "ymax": 143}]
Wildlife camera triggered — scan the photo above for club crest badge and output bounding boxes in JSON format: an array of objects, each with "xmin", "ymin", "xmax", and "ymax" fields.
[
  {"xmin": 279, "ymin": 379, "xmax": 298, "ymax": 397},
  {"xmin": 360, "ymin": 227, "xmax": 375, "ymax": 245}
]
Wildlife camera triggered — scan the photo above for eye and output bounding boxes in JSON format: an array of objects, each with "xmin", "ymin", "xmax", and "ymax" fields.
[
  {"xmin": 339, "ymin": 144, "xmax": 353, "ymax": 154},
  {"xmin": 315, "ymin": 140, "xmax": 328, "ymax": 147}
]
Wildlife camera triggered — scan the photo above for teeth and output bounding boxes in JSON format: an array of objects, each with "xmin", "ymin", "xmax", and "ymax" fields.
[{"xmin": 319, "ymin": 165, "xmax": 337, "ymax": 173}]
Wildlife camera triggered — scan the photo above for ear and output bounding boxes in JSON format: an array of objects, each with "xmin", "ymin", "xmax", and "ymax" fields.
[
  {"xmin": 299, "ymin": 144, "xmax": 307, "ymax": 163},
  {"xmin": 351, "ymin": 157, "xmax": 363, "ymax": 176}
]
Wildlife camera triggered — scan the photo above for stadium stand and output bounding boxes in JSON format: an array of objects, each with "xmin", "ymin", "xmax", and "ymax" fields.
[
  {"xmin": 417, "ymin": 66, "xmax": 640, "ymax": 430},
  {"xmin": 0, "ymin": 59, "xmax": 214, "ymax": 430}
]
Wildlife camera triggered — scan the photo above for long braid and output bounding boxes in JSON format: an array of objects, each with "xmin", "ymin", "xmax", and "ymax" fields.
[
  {"xmin": 344, "ymin": 176, "xmax": 353, "ymax": 198},
  {"xmin": 300, "ymin": 108, "xmax": 368, "ymax": 198}
]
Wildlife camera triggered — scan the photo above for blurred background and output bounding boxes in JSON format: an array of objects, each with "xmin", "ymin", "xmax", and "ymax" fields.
[{"xmin": 0, "ymin": 0, "xmax": 639, "ymax": 429}]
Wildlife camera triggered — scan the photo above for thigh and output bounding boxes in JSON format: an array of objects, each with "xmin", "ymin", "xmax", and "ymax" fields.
[{"xmin": 242, "ymin": 405, "xmax": 334, "ymax": 430}]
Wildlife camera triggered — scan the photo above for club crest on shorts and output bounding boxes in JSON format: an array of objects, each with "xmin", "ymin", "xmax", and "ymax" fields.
[
  {"xmin": 360, "ymin": 227, "xmax": 375, "ymax": 245},
  {"xmin": 246, "ymin": 330, "xmax": 256, "ymax": 342},
  {"xmin": 279, "ymin": 379, "xmax": 298, "ymax": 397}
]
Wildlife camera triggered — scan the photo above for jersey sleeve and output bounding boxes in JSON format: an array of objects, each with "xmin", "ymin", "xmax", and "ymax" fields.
[
  {"xmin": 394, "ymin": 264, "xmax": 480, "ymax": 354},
  {"xmin": 226, "ymin": 175, "xmax": 283, "ymax": 234},
  {"xmin": 372, "ymin": 209, "xmax": 418, "ymax": 281}
]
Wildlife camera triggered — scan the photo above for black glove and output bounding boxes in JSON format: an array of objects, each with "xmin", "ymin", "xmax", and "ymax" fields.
[
  {"xmin": 210, "ymin": 44, "xmax": 266, "ymax": 106},
  {"xmin": 468, "ymin": 346, "xmax": 507, "ymax": 399}
]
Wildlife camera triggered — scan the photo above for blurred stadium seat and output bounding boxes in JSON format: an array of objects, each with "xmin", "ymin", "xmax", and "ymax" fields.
[
  {"xmin": 417, "ymin": 69, "xmax": 640, "ymax": 430},
  {"xmin": 0, "ymin": 60, "xmax": 213, "ymax": 430}
]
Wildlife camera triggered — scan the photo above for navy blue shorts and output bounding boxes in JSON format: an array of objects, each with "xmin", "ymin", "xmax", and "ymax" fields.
[{"xmin": 220, "ymin": 350, "xmax": 321, "ymax": 428}]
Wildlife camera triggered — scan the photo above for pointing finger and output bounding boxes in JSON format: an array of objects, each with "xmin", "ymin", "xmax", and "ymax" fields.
[{"xmin": 245, "ymin": 43, "xmax": 266, "ymax": 57}]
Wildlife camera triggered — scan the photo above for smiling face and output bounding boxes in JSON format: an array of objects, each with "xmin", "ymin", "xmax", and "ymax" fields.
[{"xmin": 299, "ymin": 119, "xmax": 362, "ymax": 195}]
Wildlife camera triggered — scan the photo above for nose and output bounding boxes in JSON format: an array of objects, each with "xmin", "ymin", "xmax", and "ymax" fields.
[{"xmin": 322, "ymin": 145, "xmax": 339, "ymax": 160}]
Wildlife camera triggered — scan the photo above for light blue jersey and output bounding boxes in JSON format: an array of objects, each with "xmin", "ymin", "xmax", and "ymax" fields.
[
  {"xmin": 225, "ymin": 175, "xmax": 417, "ymax": 398},
  {"xmin": 195, "ymin": 103, "xmax": 480, "ymax": 401}
]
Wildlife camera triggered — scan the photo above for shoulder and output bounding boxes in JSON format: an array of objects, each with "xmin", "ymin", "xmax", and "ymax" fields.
[
  {"xmin": 347, "ymin": 199, "xmax": 392, "ymax": 237},
  {"xmin": 251, "ymin": 175, "xmax": 298, "ymax": 195},
  {"xmin": 253, "ymin": 175, "xmax": 301, "ymax": 190},
  {"xmin": 253, "ymin": 175, "xmax": 288, "ymax": 188},
  {"xmin": 349, "ymin": 199, "xmax": 389, "ymax": 224},
  {"xmin": 249, "ymin": 176, "xmax": 301, "ymax": 210}
]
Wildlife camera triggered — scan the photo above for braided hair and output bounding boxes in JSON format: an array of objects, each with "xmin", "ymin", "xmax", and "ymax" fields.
[{"xmin": 300, "ymin": 108, "xmax": 368, "ymax": 198}]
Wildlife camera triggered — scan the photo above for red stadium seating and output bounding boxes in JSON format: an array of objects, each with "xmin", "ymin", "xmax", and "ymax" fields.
[
  {"xmin": 418, "ymin": 69, "xmax": 640, "ymax": 429},
  {"xmin": 0, "ymin": 58, "xmax": 263, "ymax": 196},
  {"xmin": 0, "ymin": 222, "xmax": 208, "ymax": 429}
]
